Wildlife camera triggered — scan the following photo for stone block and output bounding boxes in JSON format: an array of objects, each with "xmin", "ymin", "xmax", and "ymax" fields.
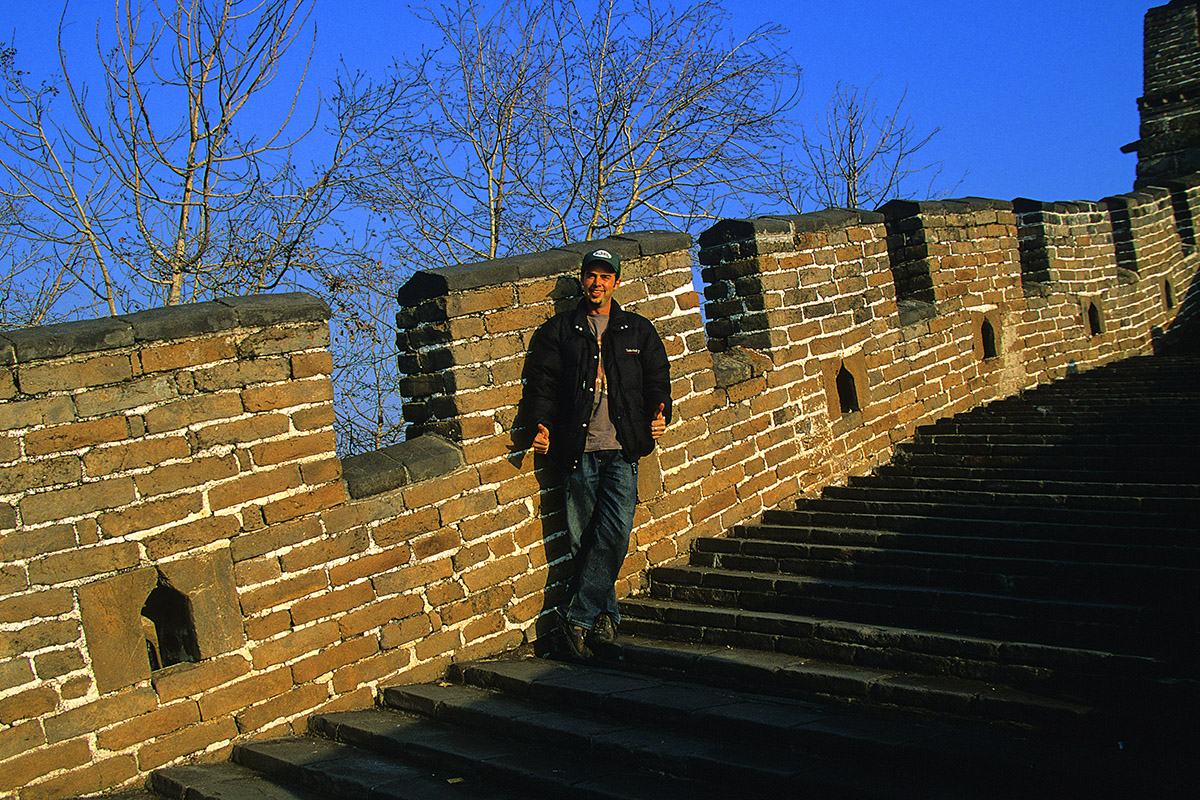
[{"xmin": 341, "ymin": 434, "xmax": 465, "ymax": 499}]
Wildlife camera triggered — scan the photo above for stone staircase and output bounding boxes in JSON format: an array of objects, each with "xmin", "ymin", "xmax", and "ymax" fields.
[{"xmin": 140, "ymin": 353, "xmax": 1200, "ymax": 799}]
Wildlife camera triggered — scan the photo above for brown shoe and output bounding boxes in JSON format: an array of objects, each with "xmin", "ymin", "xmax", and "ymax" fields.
[
  {"xmin": 558, "ymin": 614, "xmax": 593, "ymax": 661},
  {"xmin": 589, "ymin": 613, "xmax": 618, "ymax": 647}
]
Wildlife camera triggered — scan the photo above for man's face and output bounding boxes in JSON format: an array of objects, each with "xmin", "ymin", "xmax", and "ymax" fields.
[{"xmin": 581, "ymin": 265, "xmax": 620, "ymax": 312}]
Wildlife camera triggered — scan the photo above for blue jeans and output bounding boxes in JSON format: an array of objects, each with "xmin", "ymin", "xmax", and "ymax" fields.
[{"xmin": 562, "ymin": 450, "xmax": 638, "ymax": 630}]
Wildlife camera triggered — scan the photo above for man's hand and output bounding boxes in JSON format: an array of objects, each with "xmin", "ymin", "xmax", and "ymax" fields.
[
  {"xmin": 532, "ymin": 423, "xmax": 550, "ymax": 454},
  {"xmin": 650, "ymin": 403, "xmax": 666, "ymax": 440}
]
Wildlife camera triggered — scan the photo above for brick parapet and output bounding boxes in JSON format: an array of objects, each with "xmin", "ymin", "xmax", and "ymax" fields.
[{"xmin": 3, "ymin": 181, "xmax": 1199, "ymax": 797}]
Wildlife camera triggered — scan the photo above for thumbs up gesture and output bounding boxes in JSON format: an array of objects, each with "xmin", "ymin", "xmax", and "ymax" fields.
[
  {"xmin": 650, "ymin": 403, "xmax": 666, "ymax": 440},
  {"xmin": 532, "ymin": 423, "xmax": 550, "ymax": 454}
]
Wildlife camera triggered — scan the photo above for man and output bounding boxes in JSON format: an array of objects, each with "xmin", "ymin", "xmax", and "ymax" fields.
[{"xmin": 526, "ymin": 248, "xmax": 672, "ymax": 660}]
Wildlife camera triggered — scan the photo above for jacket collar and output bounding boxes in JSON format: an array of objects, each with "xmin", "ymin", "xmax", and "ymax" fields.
[{"xmin": 571, "ymin": 297, "xmax": 624, "ymax": 331}]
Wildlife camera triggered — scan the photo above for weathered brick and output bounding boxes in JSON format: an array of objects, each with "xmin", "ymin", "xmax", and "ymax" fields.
[
  {"xmin": 0, "ymin": 657, "xmax": 35, "ymax": 693},
  {"xmin": 24, "ymin": 416, "xmax": 130, "ymax": 457},
  {"xmin": 33, "ymin": 648, "xmax": 85, "ymax": 681},
  {"xmin": 19, "ymin": 476, "xmax": 136, "ymax": 526},
  {"xmin": 44, "ymin": 686, "xmax": 159, "ymax": 745},
  {"xmin": 0, "ymin": 434, "xmax": 19, "ymax": 463},
  {"xmin": 19, "ymin": 353, "xmax": 132, "ymax": 394},
  {"xmin": 250, "ymin": 430, "xmax": 337, "ymax": 468},
  {"xmin": 0, "ymin": 685, "xmax": 58, "ymax": 725},
  {"xmin": 191, "ymin": 412, "xmax": 290, "ymax": 450},
  {"xmin": 372, "ymin": 508, "xmax": 440, "ymax": 548},
  {"xmin": 0, "ymin": 455, "xmax": 81, "ymax": 494},
  {"xmin": 290, "ymin": 581, "xmax": 375, "ymax": 626},
  {"xmin": 0, "ymin": 738, "xmax": 91, "ymax": 793},
  {"xmin": 192, "ymin": 357, "xmax": 291, "ymax": 391},
  {"xmin": 82, "ymin": 434, "xmax": 190, "ymax": 477},
  {"xmin": 143, "ymin": 392, "xmax": 243, "ymax": 435},
  {"xmin": 97, "ymin": 492, "xmax": 204, "ymax": 538},
  {"xmin": 242, "ymin": 378, "xmax": 333, "ymax": 413},
  {"xmin": 238, "ymin": 569, "xmax": 328, "ymax": 616},
  {"xmin": 279, "ymin": 528, "xmax": 368, "ymax": 574},
  {"xmin": 261, "ymin": 482, "xmax": 347, "ymax": 525},
  {"xmin": 292, "ymin": 403, "xmax": 335, "ymax": 431},
  {"xmin": 27, "ymin": 543, "xmax": 139, "ymax": 586},
  {"xmin": 413, "ymin": 629, "xmax": 461, "ymax": 662},
  {"xmin": 0, "ymin": 718, "xmax": 44, "ymax": 763},
  {"xmin": 20, "ymin": 753, "xmax": 138, "ymax": 800},
  {"xmin": 300, "ymin": 457, "xmax": 341, "ymax": 486},
  {"xmin": 330, "ymin": 648, "xmax": 411, "ymax": 694},
  {"xmin": 236, "ymin": 680, "xmax": 330, "ymax": 734},
  {"xmin": 208, "ymin": 464, "xmax": 303, "ymax": 512},
  {"xmin": 140, "ymin": 338, "xmax": 237, "ymax": 373},
  {"xmin": 411, "ymin": 528, "xmax": 461, "ymax": 561},
  {"xmin": 328, "ymin": 547, "xmax": 412, "ymax": 588},
  {"xmin": 237, "ymin": 325, "xmax": 329, "ymax": 358},
  {"xmin": 400, "ymin": 467, "xmax": 480, "ymax": 508},
  {"xmin": 337, "ymin": 593, "xmax": 423, "ymax": 638},
  {"xmin": 74, "ymin": 374, "xmax": 177, "ymax": 418},
  {"xmin": 372, "ymin": 558, "xmax": 454, "ymax": 596},
  {"xmin": 134, "ymin": 454, "xmax": 238, "ymax": 497},
  {"xmin": 0, "ymin": 525, "xmax": 75, "ymax": 563},
  {"xmin": 0, "ymin": 588, "xmax": 73, "ymax": 625},
  {"xmin": 244, "ymin": 610, "xmax": 290, "ymax": 643},
  {"xmin": 291, "ymin": 350, "xmax": 333, "ymax": 379},
  {"xmin": 461, "ymin": 553, "xmax": 529, "ymax": 594},
  {"xmin": 462, "ymin": 611, "xmax": 505, "ymax": 644},
  {"xmin": 250, "ymin": 620, "xmax": 341, "ymax": 671},
  {"xmin": 439, "ymin": 489, "xmax": 499, "ymax": 527},
  {"xmin": 144, "ymin": 514, "xmax": 241, "ymax": 561},
  {"xmin": 232, "ymin": 515, "xmax": 321, "ymax": 562},
  {"xmin": 196, "ymin": 666, "xmax": 292, "ymax": 721},
  {"xmin": 135, "ymin": 716, "xmax": 238, "ymax": 771},
  {"xmin": 290, "ymin": 634, "xmax": 379, "ymax": 684},
  {"xmin": 380, "ymin": 613, "xmax": 434, "ymax": 649}
]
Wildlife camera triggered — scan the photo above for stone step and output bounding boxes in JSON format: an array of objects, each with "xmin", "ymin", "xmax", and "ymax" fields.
[
  {"xmin": 309, "ymin": 700, "xmax": 880, "ymax": 798},
  {"xmin": 874, "ymin": 458, "xmax": 1200, "ymax": 485},
  {"xmin": 618, "ymin": 597, "xmax": 1166, "ymax": 696},
  {"xmin": 690, "ymin": 536, "xmax": 1200, "ymax": 604},
  {"xmin": 849, "ymin": 472, "xmax": 1200, "ymax": 499},
  {"xmin": 781, "ymin": 498, "xmax": 1192, "ymax": 537},
  {"xmin": 421, "ymin": 656, "xmax": 1180, "ymax": 797},
  {"xmin": 645, "ymin": 565, "xmax": 1191, "ymax": 657},
  {"xmin": 820, "ymin": 483, "xmax": 1199, "ymax": 515},
  {"xmin": 732, "ymin": 523, "xmax": 1200, "ymax": 567},
  {"xmin": 759, "ymin": 508, "xmax": 1198, "ymax": 548}
]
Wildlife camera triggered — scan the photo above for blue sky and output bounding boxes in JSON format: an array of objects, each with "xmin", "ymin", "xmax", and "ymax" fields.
[{"xmin": 8, "ymin": 0, "xmax": 1150, "ymax": 208}]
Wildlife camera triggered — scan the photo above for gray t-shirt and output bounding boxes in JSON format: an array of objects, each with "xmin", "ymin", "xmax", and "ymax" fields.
[{"xmin": 585, "ymin": 314, "xmax": 620, "ymax": 452}]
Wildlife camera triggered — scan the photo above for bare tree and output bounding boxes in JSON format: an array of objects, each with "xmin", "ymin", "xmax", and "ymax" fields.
[
  {"xmin": 340, "ymin": 0, "xmax": 801, "ymax": 275},
  {"xmin": 0, "ymin": 0, "xmax": 365, "ymax": 313},
  {"xmin": 0, "ymin": 195, "xmax": 80, "ymax": 327},
  {"xmin": 794, "ymin": 80, "xmax": 950, "ymax": 211}
]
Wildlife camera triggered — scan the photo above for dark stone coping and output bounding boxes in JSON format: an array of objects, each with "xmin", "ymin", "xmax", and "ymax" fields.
[
  {"xmin": 396, "ymin": 232, "xmax": 694, "ymax": 308},
  {"xmin": 1163, "ymin": 172, "xmax": 1200, "ymax": 191},
  {"xmin": 879, "ymin": 197, "xmax": 1015, "ymax": 219},
  {"xmin": 697, "ymin": 209, "xmax": 885, "ymax": 250},
  {"xmin": 898, "ymin": 299, "xmax": 939, "ymax": 327},
  {"xmin": 1101, "ymin": 186, "xmax": 1173, "ymax": 209},
  {"xmin": 341, "ymin": 434, "xmax": 465, "ymax": 500},
  {"xmin": 712, "ymin": 347, "xmax": 774, "ymax": 388},
  {"xmin": 1011, "ymin": 198, "xmax": 1105, "ymax": 215},
  {"xmin": 0, "ymin": 292, "xmax": 330, "ymax": 365}
]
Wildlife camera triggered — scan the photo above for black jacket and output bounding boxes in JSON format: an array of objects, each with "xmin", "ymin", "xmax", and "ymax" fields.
[{"xmin": 527, "ymin": 299, "xmax": 672, "ymax": 469}]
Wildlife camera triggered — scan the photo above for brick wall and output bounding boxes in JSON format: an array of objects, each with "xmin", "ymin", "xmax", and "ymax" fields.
[
  {"xmin": 1134, "ymin": 0, "xmax": 1200, "ymax": 186},
  {"xmin": 1, "ymin": 185, "xmax": 1198, "ymax": 798}
]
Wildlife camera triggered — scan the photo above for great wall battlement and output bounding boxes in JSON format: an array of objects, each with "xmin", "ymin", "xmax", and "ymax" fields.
[{"xmin": 0, "ymin": 170, "xmax": 1197, "ymax": 796}]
